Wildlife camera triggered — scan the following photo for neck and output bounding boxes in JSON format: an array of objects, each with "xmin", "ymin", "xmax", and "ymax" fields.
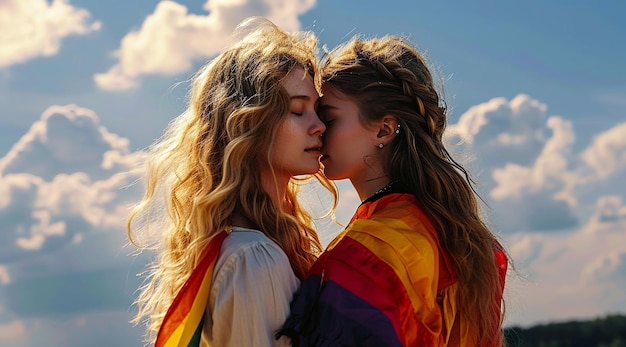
[
  {"xmin": 351, "ymin": 176, "xmax": 393, "ymax": 202},
  {"xmin": 231, "ymin": 213, "xmax": 257, "ymax": 230},
  {"xmin": 262, "ymin": 173, "xmax": 289, "ymax": 210}
]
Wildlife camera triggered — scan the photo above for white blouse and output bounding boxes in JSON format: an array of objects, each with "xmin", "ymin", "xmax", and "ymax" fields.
[{"xmin": 201, "ymin": 227, "xmax": 299, "ymax": 346}]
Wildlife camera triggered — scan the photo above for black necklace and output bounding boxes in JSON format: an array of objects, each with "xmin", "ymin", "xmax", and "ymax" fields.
[{"xmin": 362, "ymin": 180, "xmax": 397, "ymax": 204}]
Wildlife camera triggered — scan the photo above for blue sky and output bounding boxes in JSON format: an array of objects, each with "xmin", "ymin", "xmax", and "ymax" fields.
[{"xmin": 0, "ymin": 1, "xmax": 625, "ymax": 346}]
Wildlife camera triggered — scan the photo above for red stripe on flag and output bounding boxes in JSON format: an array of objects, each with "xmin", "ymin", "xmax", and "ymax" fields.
[
  {"xmin": 155, "ymin": 230, "xmax": 228, "ymax": 347},
  {"xmin": 323, "ymin": 237, "xmax": 418, "ymax": 344}
]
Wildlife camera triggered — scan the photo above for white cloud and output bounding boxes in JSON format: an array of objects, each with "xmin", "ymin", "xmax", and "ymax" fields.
[
  {"xmin": 0, "ymin": 105, "xmax": 145, "ymax": 262},
  {"xmin": 0, "ymin": 104, "xmax": 142, "ymax": 181},
  {"xmin": 0, "ymin": 174, "xmax": 45, "ymax": 257},
  {"xmin": 504, "ymin": 219, "xmax": 626, "ymax": 326},
  {"xmin": 584, "ymin": 196, "xmax": 626, "ymax": 234},
  {"xmin": 16, "ymin": 233, "xmax": 47, "ymax": 250},
  {"xmin": 0, "ymin": 105, "xmax": 151, "ymax": 344},
  {"xmin": 0, "ymin": 171, "xmax": 142, "ymax": 261},
  {"xmin": 446, "ymin": 96, "xmax": 624, "ymax": 235},
  {"xmin": 581, "ymin": 251, "xmax": 626, "ymax": 285},
  {"xmin": 491, "ymin": 116, "xmax": 575, "ymax": 201},
  {"xmin": 0, "ymin": 92, "xmax": 622, "ymax": 334},
  {"xmin": 0, "ymin": 0, "xmax": 101, "ymax": 68},
  {"xmin": 502, "ymin": 192, "xmax": 626, "ymax": 326},
  {"xmin": 442, "ymin": 94, "xmax": 626, "ymax": 326},
  {"xmin": 447, "ymin": 95, "xmax": 580, "ymax": 232},
  {"xmin": 0, "ymin": 320, "xmax": 26, "ymax": 343},
  {"xmin": 446, "ymin": 94, "xmax": 547, "ymax": 166},
  {"xmin": 443, "ymin": 95, "xmax": 626, "ymax": 324},
  {"xmin": 508, "ymin": 233, "xmax": 544, "ymax": 267},
  {"xmin": 94, "ymin": 0, "xmax": 316, "ymax": 90},
  {"xmin": 580, "ymin": 122, "xmax": 626, "ymax": 180},
  {"xmin": 0, "ymin": 173, "xmax": 41, "ymax": 210},
  {"xmin": 0, "ymin": 311, "xmax": 143, "ymax": 346},
  {"xmin": 0, "ymin": 265, "xmax": 10, "ymax": 285}
]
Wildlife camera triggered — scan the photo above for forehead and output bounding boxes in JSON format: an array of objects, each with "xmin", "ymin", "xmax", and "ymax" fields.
[
  {"xmin": 319, "ymin": 85, "xmax": 366, "ymax": 122},
  {"xmin": 320, "ymin": 85, "xmax": 351, "ymax": 105},
  {"xmin": 282, "ymin": 67, "xmax": 317, "ymax": 96}
]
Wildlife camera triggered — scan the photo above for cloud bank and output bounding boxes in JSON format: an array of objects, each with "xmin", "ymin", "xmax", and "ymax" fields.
[
  {"xmin": 443, "ymin": 94, "xmax": 626, "ymax": 325},
  {"xmin": 0, "ymin": 0, "xmax": 101, "ymax": 69},
  {"xmin": 0, "ymin": 105, "xmax": 148, "ymax": 345},
  {"xmin": 0, "ymin": 92, "xmax": 624, "ymax": 344},
  {"xmin": 94, "ymin": 0, "xmax": 316, "ymax": 90}
]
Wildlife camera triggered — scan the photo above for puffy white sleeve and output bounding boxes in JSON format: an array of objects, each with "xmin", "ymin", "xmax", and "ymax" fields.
[{"xmin": 204, "ymin": 236, "xmax": 299, "ymax": 347}]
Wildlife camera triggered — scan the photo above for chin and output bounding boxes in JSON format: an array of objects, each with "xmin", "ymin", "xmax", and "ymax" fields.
[
  {"xmin": 321, "ymin": 169, "xmax": 340, "ymax": 180},
  {"xmin": 303, "ymin": 166, "xmax": 322, "ymax": 175}
]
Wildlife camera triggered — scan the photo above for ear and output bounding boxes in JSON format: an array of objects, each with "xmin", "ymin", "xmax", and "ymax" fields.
[{"xmin": 375, "ymin": 115, "xmax": 399, "ymax": 142}]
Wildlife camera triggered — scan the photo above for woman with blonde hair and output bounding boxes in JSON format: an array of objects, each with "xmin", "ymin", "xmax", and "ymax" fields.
[
  {"xmin": 279, "ymin": 35, "xmax": 508, "ymax": 346},
  {"xmin": 127, "ymin": 17, "xmax": 336, "ymax": 347}
]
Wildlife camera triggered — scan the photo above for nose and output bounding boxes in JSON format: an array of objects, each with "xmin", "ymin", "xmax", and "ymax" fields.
[{"xmin": 311, "ymin": 111, "xmax": 326, "ymax": 136}]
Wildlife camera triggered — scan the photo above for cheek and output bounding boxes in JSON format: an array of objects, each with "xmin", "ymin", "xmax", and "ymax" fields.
[
  {"xmin": 326, "ymin": 128, "xmax": 356, "ymax": 156},
  {"xmin": 276, "ymin": 121, "xmax": 295, "ymax": 142},
  {"xmin": 332, "ymin": 123, "xmax": 359, "ymax": 143},
  {"xmin": 324, "ymin": 128, "xmax": 342, "ymax": 147}
]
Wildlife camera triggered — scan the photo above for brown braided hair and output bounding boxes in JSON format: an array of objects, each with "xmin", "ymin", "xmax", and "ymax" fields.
[{"xmin": 322, "ymin": 36, "xmax": 507, "ymax": 346}]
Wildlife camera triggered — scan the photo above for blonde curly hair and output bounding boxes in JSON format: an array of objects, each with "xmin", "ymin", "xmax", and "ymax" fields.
[{"xmin": 127, "ymin": 17, "xmax": 337, "ymax": 343}]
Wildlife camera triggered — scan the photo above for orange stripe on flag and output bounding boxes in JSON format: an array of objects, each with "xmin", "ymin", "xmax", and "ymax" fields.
[{"xmin": 155, "ymin": 230, "xmax": 228, "ymax": 347}]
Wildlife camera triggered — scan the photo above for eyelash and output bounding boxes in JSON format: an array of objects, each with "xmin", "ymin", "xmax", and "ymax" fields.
[{"xmin": 292, "ymin": 112, "xmax": 303, "ymax": 116}]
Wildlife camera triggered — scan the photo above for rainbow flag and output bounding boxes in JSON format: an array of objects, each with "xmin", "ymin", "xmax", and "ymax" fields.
[
  {"xmin": 155, "ymin": 230, "xmax": 228, "ymax": 347},
  {"xmin": 280, "ymin": 193, "xmax": 507, "ymax": 346}
]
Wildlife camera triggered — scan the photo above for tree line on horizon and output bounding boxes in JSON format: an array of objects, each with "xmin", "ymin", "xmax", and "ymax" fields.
[{"xmin": 504, "ymin": 314, "xmax": 626, "ymax": 347}]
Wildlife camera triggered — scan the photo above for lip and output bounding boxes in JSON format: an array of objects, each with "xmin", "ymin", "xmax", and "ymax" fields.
[
  {"xmin": 304, "ymin": 147, "xmax": 321, "ymax": 160},
  {"xmin": 318, "ymin": 147, "xmax": 328, "ymax": 160},
  {"xmin": 304, "ymin": 143, "xmax": 323, "ymax": 153}
]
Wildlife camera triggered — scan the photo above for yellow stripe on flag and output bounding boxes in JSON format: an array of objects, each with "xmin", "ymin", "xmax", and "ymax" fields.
[
  {"xmin": 177, "ymin": 262, "xmax": 217, "ymax": 345},
  {"xmin": 155, "ymin": 230, "xmax": 228, "ymax": 347}
]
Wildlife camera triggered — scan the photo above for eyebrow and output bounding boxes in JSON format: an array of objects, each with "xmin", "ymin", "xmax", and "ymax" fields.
[
  {"xmin": 290, "ymin": 95, "xmax": 321, "ymax": 108},
  {"xmin": 290, "ymin": 95, "xmax": 318, "ymax": 101}
]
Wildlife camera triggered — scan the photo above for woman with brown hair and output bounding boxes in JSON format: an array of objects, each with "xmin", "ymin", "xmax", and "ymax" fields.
[{"xmin": 279, "ymin": 35, "xmax": 508, "ymax": 346}]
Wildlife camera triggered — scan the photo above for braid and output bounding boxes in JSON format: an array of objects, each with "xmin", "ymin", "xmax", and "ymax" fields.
[
  {"xmin": 357, "ymin": 48, "xmax": 445, "ymax": 141},
  {"xmin": 322, "ymin": 35, "xmax": 507, "ymax": 346}
]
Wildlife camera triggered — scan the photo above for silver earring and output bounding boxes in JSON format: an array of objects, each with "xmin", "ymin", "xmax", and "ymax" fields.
[
  {"xmin": 378, "ymin": 143, "xmax": 384, "ymax": 149},
  {"xmin": 395, "ymin": 124, "xmax": 401, "ymax": 134}
]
